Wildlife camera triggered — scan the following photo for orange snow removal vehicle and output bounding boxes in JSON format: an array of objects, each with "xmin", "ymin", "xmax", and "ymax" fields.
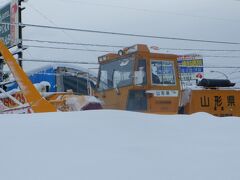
[
  {"xmin": 0, "ymin": 40, "xmax": 102, "ymax": 113},
  {"xmin": 95, "ymin": 44, "xmax": 240, "ymax": 117}
]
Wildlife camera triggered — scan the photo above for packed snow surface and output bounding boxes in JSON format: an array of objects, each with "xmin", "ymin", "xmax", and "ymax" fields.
[{"xmin": 0, "ymin": 110, "xmax": 240, "ymax": 180}]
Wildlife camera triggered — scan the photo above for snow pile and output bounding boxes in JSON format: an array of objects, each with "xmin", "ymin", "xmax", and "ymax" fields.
[
  {"xmin": 0, "ymin": 110, "xmax": 240, "ymax": 180},
  {"xmin": 34, "ymin": 81, "xmax": 51, "ymax": 92},
  {"xmin": 0, "ymin": 81, "xmax": 50, "ymax": 99}
]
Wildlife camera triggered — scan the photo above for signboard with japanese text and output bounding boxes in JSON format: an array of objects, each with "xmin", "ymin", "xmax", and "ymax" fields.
[
  {"xmin": 185, "ymin": 89, "xmax": 240, "ymax": 117},
  {"xmin": 0, "ymin": 0, "xmax": 19, "ymax": 48},
  {"xmin": 177, "ymin": 55, "xmax": 204, "ymax": 86}
]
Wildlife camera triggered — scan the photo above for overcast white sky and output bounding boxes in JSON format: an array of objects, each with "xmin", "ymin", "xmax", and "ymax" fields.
[{"xmin": 1, "ymin": 0, "xmax": 240, "ymax": 79}]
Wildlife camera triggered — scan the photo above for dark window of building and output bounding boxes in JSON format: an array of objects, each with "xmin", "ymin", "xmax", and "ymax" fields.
[{"xmin": 63, "ymin": 75, "xmax": 91, "ymax": 95}]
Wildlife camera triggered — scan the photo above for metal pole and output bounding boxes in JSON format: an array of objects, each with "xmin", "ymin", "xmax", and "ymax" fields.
[
  {"xmin": 18, "ymin": 0, "xmax": 23, "ymax": 68},
  {"xmin": 0, "ymin": 59, "xmax": 3, "ymax": 82}
]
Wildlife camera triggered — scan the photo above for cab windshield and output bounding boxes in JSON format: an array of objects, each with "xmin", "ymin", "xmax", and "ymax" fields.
[
  {"xmin": 98, "ymin": 57, "xmax": 134, "ymax": 90},
  {"xmin": 151, "ymin": 60, "xmax": 176, "ymax": 86}
]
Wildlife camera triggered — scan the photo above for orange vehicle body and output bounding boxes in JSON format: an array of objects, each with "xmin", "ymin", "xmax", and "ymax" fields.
[
  {"xmin": 95, "ymin": 44, "xmax": 240, "ymax": 117},
  {"xmin": 0, "ymin": 90, "xmax": 75, "ymax": 112},
  {"xmin": 183, "ymin": 89, "xmax": 240, "ymax": 117}
]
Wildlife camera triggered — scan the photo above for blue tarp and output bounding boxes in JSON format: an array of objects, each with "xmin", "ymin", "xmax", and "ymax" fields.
[{"xmin": 7, "ymin": 67, "xmax": 56, "ymax": 92}]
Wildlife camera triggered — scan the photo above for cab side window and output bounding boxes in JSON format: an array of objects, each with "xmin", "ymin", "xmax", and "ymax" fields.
[
  {"xmin": 134, "ymin": 59, "xmax": 146, "ymax": 85},
  {"xmin": 151, "ymin": 60, "xmax": 176, "ymax": 86}
]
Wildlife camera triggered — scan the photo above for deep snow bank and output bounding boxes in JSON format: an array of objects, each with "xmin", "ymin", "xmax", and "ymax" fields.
[{"xmin": 0, "ymin": 110, "xmax": 240, "ymax": 180}]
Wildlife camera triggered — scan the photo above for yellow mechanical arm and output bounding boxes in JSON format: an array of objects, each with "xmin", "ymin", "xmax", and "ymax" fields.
[{"xmin": 0, "ymin": 40, "xmax": 57, "ymax": 113}]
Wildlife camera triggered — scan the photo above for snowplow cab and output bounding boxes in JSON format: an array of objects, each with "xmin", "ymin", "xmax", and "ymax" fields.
[{"xmin": 95, "ymin": 44, "xmax": 181, "ymax": 114}]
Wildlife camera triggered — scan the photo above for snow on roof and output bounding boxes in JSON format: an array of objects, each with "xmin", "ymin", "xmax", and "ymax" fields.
[
  {"xmin": 26, "ymin": 63, "xmax": 98, "ymax": 78},
  {"xmin": 4, "ymin": 63, "xmax": 98, "ymax": 84}
]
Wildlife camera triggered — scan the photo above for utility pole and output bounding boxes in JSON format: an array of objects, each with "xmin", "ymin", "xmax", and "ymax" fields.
[
  {"xmin": 0, "ymin": 59, "xmax": 3, "ymax": 82},
  {"xmin": 17, "ymin": 0, "xmax": 25, "ymax": 68}
]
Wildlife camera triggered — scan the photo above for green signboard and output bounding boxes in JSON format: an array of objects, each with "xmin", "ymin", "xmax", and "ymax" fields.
[{"xmin": 0, "ymin": 0, "xmax": 19, "ymax": 48}]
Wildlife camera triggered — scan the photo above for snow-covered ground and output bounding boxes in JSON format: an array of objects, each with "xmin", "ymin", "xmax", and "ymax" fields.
[{"xmin": 0, "ymin": 110, "xmax": 240, "ymax": 180}]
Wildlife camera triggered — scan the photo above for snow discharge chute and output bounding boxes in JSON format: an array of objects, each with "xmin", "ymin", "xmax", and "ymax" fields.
[{"xmin": 0, "ymin": 40, "xmax": 57, "ymax": 113}]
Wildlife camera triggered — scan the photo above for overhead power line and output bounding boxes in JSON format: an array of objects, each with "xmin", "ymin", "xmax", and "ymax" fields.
[
  {"xmin": 22, "ymin": 38, "xmax": 124, "ymax": 48},
  {"xmin": 23, "ymin": 46, "xmax": 240, "ymax": 58},
  {"xmin": 24, "ymin": 45, "xmax": 114, "ymax": 53},
  {"xmin": 203, "ymin": 55, "xmax": 240, "ymax": 58},
  {"xmin": 19, "ymin": 58, "xmax": 98, "ymax": 65},
  {"xmin": 60, "ymin": 0, "xmax": 239, "ymax": 23},
  {"xmin": 16, "ymin": 58, "xmax": 240, "ymax": 69},
  {"xmin": 3, "ymin": 22, "xmax": 238, "ymax": 45},
  {"xmin": 22, "ymin": 43, "xmax": 240, "ymax": 58},
  {"xmin": 22, "ymin": 38, "xmax": 240, "ymax": 52},
  {"xmin": 23, "ymin": 45, "xmax": 240, "ymax": 55},
  {"xmin": 159, "ymin": 48, "xmax": 240, "ymax": 52},
  {"xmin": 23, "ymin": 44, "xmax": 240, "ymax": 57},
  {"xmin": 22, "ymin": 23, "xmax": 240, "ymax": 45},
  {"xmin": 26, "ymin": 1, "xmax": 99, "ymax": 59}
]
